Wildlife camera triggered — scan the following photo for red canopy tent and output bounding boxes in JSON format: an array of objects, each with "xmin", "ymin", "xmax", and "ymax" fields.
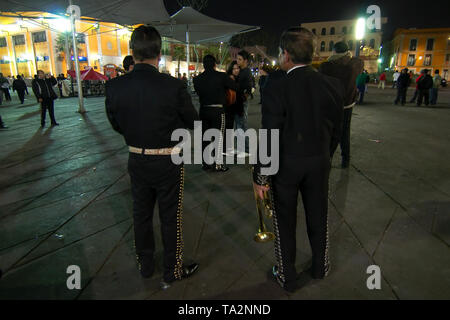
[{"xmin": 67, "ymin": 68, "xmax": 108, "ymax": 81}]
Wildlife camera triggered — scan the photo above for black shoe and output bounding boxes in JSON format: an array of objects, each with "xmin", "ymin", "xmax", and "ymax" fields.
[
  {"xmin": 202, "ymin": 164, "xmax": 213, "ymax": 171},
  {"xmin": 214, "ymin": 164, "xmax": 229, "ymax": 172},
  {"xmin": 41, "ymin": 123, "xmax": 45, "ymax": 128},
  {"xmin": 311, "ymin": 263, "xmax": 330, "ymax": 279},
  {"xmin": 137, "ymin": 256, "xmax": 155, "ymax": 279},
  {"xmin": 51, "ymin": 122, "xmax": 59, "ymax": 126},
  {"xmin": 272, "ymin": 266, "xmax": 297, "ymax": 293},
  {"xmin": 160, "ymin": 263, "xmax": 199, "ymax": 290}
]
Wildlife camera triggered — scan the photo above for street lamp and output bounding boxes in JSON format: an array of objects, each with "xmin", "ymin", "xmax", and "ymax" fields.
[{"xmin": 355, "ymin": 17, "xmax": 365, "ymax": 57}]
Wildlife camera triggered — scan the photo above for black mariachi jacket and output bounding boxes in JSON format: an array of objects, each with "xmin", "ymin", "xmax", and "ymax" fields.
[
  {"xmin": 193, "ymin": 69, "xmax": 237, "ymax": 107},
  {"xmin": 32, "ymin": 77, "xmax": 57, "ymax": 100},
  {"xmin": 105, "ymin": 63, "xmax": 199, "ymax": 149},
  {"xmin": 253, "ymin": 66, "xmax": 344, "ymax": 183}
]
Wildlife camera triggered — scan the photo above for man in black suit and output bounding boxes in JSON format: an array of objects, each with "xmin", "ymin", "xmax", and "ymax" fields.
[
  {"xmin": 193, "ymin": 55, "xmax": 237, "ymax": 172},
  {"xmin": 32, "ymin": 70, "xmax": 58, "ymax": 127},
  {"xmin": 105, "ymin": 25, "xmax": 199, "ymax": 289},
  {"xmin": 253, "ymin": 27, "xmax": 344, "ymax": 292}
]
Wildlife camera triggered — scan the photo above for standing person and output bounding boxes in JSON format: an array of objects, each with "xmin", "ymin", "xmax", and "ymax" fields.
[
  {"xmin": 0, "ymin": 73, "xmax": 11, "ymax": 101},
  {"xmin": 235, "ymin": 50, "xmax": 253, "ymax": 157},
  {"xmin": 392, "ymin": 70, "xmax": 400, "ymax": 88},
  {"xmin": 394, "ymin": 68, "xmax": 411, "ymax": 106},
  {"xmin": 378, "ymin": 72, "xmax": 386, "ymax": 89},
  {"xmin": 417, "ymin": 69, "xmax": 433, "ymax": 107},
  {"xmin": 193, "ymin": 55, "xmax": 237, "ymax": 172},
  {"xmin": 225, "ymin": 60, "xmax": 241, "ymax": 155},
  {"xmin": 253, "ymin": 27, "xmax": 344, "ymax": 292},
  {"xmin": 410, "ymin": 70, "xmax": 425, "ymax": 103},
  {"xmin": 319, "ymin": 41, "xmax": 364, "ymax": 169},
  {"xmin": 364, "ymin": 70, "xmax": 370, "ymax": 93},
  {"xmin": 356, "ymin": 70, "xmax": 367, "ymax": 104},
  {"xmin": 32, "ymin": 71, "xmax": 58, "ymax": 127},
  {"xmin": 56, "ymin": 74, "xmax": 64, "ymax": 98},
  {"xmin": 105, "ymin": 25, "xmax": 199, "ymax": 288},
  {"xmin": 12, "ymin": 75, "xmax": 27, "ymax": 104},
  {"xmin": 123, "ymin": 55, "xmax": 135, "ymax": 73},
  {"xmin": 430, "ymin": 69, "xmax": 442, "ymax": 106}
]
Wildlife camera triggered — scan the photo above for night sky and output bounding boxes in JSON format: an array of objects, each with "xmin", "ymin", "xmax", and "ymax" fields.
[{"xmin": 164, "ymin": 0, "xmax": 449, "ymax": 40}]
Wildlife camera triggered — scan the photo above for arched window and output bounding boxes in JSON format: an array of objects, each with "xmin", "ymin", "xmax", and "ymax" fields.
[
  {"xmin": 321, "ymin": 28, "xmax": 326, "ymax": 35},
  {"xmin": 342, "ymin": 26, "xmax": 347, "ymax": 34},
  {"xmin": 348, "ymin": 40, "xmax": 353, "ymax": 50},
  {"xmin": 369, "ymin": 39, "xmax": 376, "ymax": 49},
  {"xmin": 329, "ymin": 41, "xmax": 334, "ymax": 52},
  {"xmin": 312, "ymin": 28, "xmax": 316, "ymax": 35},
  {"xmin": 330, "ymin": 27, "xmax": 335, "ymax": 35},
  {"xmin": 320, "ymin": 41, "xmax": 325, "ymax": 52}
]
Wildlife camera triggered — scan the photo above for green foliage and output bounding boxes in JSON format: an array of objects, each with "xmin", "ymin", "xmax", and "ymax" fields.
[{"xmin": 55, "ymin": 32, "xmax": 82, "ymax": 55}]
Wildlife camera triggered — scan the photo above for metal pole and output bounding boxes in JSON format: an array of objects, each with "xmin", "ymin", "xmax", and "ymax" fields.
[
  {"xmin": 64, "ymin": 33, "xmax": 71, "ymax": 71},
  {"xmin": 69, "ymin": 3, "xmax": 85, "ymax": 113},
  {"xmin": 186, "ymin": 25, "xmax": 190, "ymax": 87}
]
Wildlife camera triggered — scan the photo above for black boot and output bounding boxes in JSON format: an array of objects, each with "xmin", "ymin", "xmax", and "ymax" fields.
[
  {"xmin": 160, "ymin": 263, "xmax": 199, "ymax": 290},
  {"xmin": 137, "ymin": 255, "xmax": 155, "ymax": 279}
]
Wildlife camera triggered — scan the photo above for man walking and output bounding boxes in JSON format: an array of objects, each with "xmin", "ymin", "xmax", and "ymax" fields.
[
  {"xmin": 253, "ymin": 27, "xmax": 344, "ymax": 292},
  {"xmin": 32, "ymin": 70, "xmax": 58, "ymax": 127},
  {"xmin": 392, "ymin": 70, "xmax": 400, "ymax": 88},
  {"xmin": 378, "ymin": 72, "xmax": 386, "ymax": 89},
  {"xmin": 319, "ymin": 41, "xmax": 363, "ymax": 169},
  {"xmin": 12, "ymin": 75, "xmax": 27, "ymax": 104},
  {"xmin": 193, "ymin": 55, "xmax": 237, "ymax": 172},
  {"xmin": 356, "ymin": 70, "xmax": 368, "ymax": 104},
  {"xmin": 417, "ymin": 69, "xmax": 433, "ymax": 107},
  {"xmin": 105, "ymin": 25, "xmax": 199, "ymax": 289},
  {"xmin": 394, "ymin": 68, "xmax": 411, "ymax": 106}
]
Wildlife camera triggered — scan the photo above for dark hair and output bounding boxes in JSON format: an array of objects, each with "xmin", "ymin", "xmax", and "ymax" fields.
[
  {"xmin": 123, "ymin": 55, "xmax": 135, "ymax": 71},
  {"xmin": 280, "ymin": 27, "xmax": 315, "ymax": 64},
  {"xmin": 227, "ymin": 60, "xmax": 238, "ymax": 75},
  {"xmin": 17, "ymin": 75, "xmax": 22, "ymax": 80},
  {"xmin": 435, "ymin": 69, "xmax": 439, "ymax": 74},
  {"xmin": 203, "ymin": 54, "xmax": 216, "ymax": 70},
  {"xmin": 334, "ymin": 41, "xmax": 348, "ymax": 53},
  {"xmin": 237, "ymin": 50, "xmax": 250, "ymax": 61},
  {"xmin": 130, "ymin": 25, "xmax": 161, "ymax": 61}
]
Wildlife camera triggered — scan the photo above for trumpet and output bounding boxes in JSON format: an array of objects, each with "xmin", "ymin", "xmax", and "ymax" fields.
[{"xmin": 253, "ymin": 184, "xmax": 275, "ymax": 243}]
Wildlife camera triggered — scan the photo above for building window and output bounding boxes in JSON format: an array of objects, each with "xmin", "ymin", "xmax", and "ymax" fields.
[
  {"xmin": 32, "ymin": 31, "xmax": 47, "ymax": 43},
  {"xmin": 320, "ymin": 41, "xmax": 325, "ymax": 52},
  {"xmin": 330, "ymin": 27, "xmax": 335, "ymax": 35},
  {"xmin": 12, "ymin": 35, "xmax": 25, "ymax": 46},
  {"xmin": 409, "ymin": 39, "xmax": 417, "ymax": 51},
  {"xmin": 342, "ymin": 26, "xmax": 347, "ymax": 34},
  {"xmin": 424, "ymin": 54, "xmax": 432, "ymax": 66},
  {"xmin": 407, "ymin": 54, "xmax": 416, "ymax": 66},
  {"xmin": 0, "ymin": 37, "xmax": 7, "ymax": 48},
  {"xmin": 321, "ymin": 28, "xmax": 326, "ymax": 35},
  {"xmin": 348, "ymin": 40, "xmax": 353, "ymax": 50},
  {"xmin": 312, "ymin": 28, "xmax": 316, "ymax": 34},
  {"xmin": 369, "ymin": 39, "xmax": 375, "ymax": 49},
  {"xmin": 329, "ymin": 41, "xmax": 334, "ymax": 51},
  {"xmin": 426, "ymin": 38, "xmax": 434, "ymax": 51}
]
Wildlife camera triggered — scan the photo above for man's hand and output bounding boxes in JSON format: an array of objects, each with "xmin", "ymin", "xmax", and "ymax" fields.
[
  {"xmin": 38, "ymin": 98, "xmax": 43, "ymax": 103},
  {"xmin": 253, "ymin": 183, "xmax": 269, "ymax": 200}
]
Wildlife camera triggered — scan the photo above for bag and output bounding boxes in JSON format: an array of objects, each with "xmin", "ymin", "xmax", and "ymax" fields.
[{"xmin": 225, "ymin": 89, "xmax": 236, "ymax": 106}]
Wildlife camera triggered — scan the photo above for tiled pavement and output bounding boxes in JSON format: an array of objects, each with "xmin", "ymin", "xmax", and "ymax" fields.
[{"xmin": 0, "ymin": 86, "xmax": 449, "ymax": 300}]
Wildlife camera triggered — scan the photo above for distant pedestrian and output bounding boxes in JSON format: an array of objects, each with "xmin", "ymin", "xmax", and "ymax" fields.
[
  {"xmin": 12, "ymin": 75, "xmax": 27, "ymax": 104},
  {"xmin": 392, "ymin": 70, "xmax": 400, "ymax": 88},
  {"xmin": 356, "ymin": 70, "xmax": 368, "ymax": 104},
  {"xmin": 394, "ymin": 68, "xmax": 411, "ymax": 106},
  {"xmin": 410, "ymin": 70, "xmax": 425, "ymax": 103},
  {"xmin": 32, "ymin": 70, "xmax": 59, "ymax": 127},
  {"xmin": 430, "ymin": 69, "xmax": 442, "ymax": 105},
  {"xmin": 417, "ymin": 69, "xmax": 433, "ymax": 107},
  {"xmin": 0, "ymin": 115, "xmax": 7, "ymax": 129},
  {"xmin": 378, "ymin": 72, "xmax": 386, "ymax": 89},
  {"xmin": 364, "ymin": 70, "xmax": 370, "ymax": 93},
  {"xmin": 0, "ymin": 73, "xmax": 11, "ymax": 101}
]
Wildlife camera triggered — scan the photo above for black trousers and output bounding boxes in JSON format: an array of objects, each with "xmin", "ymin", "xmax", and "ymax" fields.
[
  {"xmin": 224, "ymin": 109, "xmax": 235, "ymax": 152},
  {"xmin": 395, "ymin": 87, "xmax": 407, "ymax": 105},
  {"xmin": 272, "ymin": 154, "xmax": 331, "ymax": 284},
  {"xmin": 41, "ymin": 98, "xmax": 57, "ymax": 125},
  {"xmin": 17, "ymin": 89, "xmax": 25, "ymax": 104},
  {"xmin": 2, "ymin": 88, "xmax": 11, "ymax": 101},
  {"xmin": 417, "ymin": 89, "xmax": 429, "ymax": 106},
  {"xmin": 410, "ymin": 89, "xmax": 419, "ymax": 102},
  {"xmin": 199, "ymin": 106, "xmax": 225, "ymax": 165},
  {"xmin": 340, "ymin": 108, "xmax": 352, "ymax": 164},
  {"xmin": 128, "ymin": 154, "xmax": 185, "ymax": 282}
]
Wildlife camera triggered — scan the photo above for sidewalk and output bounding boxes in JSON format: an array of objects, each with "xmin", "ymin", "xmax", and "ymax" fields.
[{"xmin": 0, "ymin": 88, "xmax": 449, "ymax": 299}]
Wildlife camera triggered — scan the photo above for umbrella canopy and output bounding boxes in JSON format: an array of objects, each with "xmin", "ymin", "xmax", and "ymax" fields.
[
  {"xmin": 156, "ymin": 7, "xmax": 259, "ymax": 44},
  {"xmin": 67, "ymin": 67, "xmax": 108, "ymax": 81},
  {"xmin": 0, "ymin": 0, "xmax": 170, "ymax": 25}
]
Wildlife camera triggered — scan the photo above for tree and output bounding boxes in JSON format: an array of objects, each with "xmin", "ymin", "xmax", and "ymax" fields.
[
  {"xmin": 55, "ymin": 32, "xmax": 83, "ymax": 70},
  {"xmin": 173, "ymin": 45, "xmax": 186, "ymax": 77}
]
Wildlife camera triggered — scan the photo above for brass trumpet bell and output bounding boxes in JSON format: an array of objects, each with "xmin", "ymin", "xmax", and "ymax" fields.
[{"xmin": 254, "ymin": 188, "xmax": 275, "ymax": 243}]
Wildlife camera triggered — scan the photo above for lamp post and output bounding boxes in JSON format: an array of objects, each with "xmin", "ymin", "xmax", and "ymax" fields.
[{"xmin": 355, "ymin": 17, "xmax": 365, "ymax": 58}]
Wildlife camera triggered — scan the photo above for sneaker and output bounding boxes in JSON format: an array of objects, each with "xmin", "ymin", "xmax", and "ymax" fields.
[{"xmin": 51, "ymin": 122, "xmax": 59, "ymax": 126}]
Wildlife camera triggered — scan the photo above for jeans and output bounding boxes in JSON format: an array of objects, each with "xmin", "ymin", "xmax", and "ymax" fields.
[
  {"xmin": 357, "ymin": 85, "xmax": 365, "ymax": 104},
  {"xmin": 430, "ymin": 88, "xmax": 438, "ymax": 105}
]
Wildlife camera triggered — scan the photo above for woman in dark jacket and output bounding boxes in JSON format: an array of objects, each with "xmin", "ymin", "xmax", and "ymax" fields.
[{"xmin": 13, "ymin": 75, "xmax": 28, "ymax": 104}]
